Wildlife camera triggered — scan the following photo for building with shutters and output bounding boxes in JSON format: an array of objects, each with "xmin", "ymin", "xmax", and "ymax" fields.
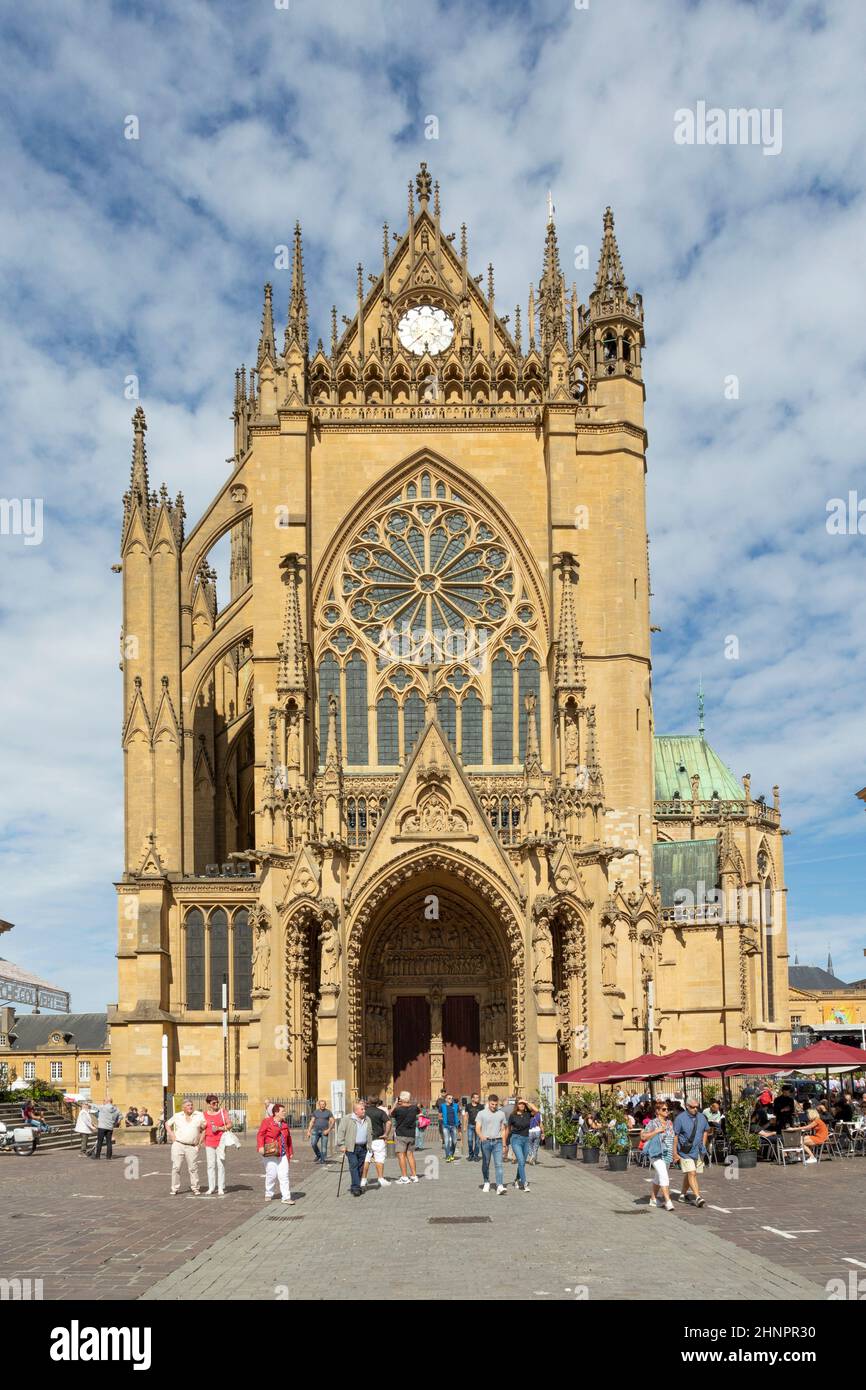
[{"xmin": 107, "ymin": 164, "xmax": 791, "ymax": 1120}]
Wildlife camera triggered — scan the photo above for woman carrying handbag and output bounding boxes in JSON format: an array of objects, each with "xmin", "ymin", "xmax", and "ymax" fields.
[{"xmin": 256, "ymin": 1102, "xmax": 295, "ymax": 1204}]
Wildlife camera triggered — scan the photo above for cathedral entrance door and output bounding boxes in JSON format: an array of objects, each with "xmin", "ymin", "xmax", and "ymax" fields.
[
  {"xmin": 443, "ymin": 996, "xmax": 480, "ymax": 1098},
  {"xmin": 392, "ymin": 996, "xmax": 431, "ymax": 1101}
]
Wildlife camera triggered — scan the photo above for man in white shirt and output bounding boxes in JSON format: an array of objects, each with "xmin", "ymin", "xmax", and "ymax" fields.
[{"xmin": 166, "ymin": 1099, "xmax": 205, "ymax": 1196}]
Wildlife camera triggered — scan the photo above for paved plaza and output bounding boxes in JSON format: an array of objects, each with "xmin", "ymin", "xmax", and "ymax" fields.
[{"xmin": 3, "ymin": 1133, "xmax": 863, "ymax": 1301}]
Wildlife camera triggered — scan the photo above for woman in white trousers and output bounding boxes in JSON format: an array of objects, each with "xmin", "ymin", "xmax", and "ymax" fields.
[
  {"xmin": 256, "ymin": 1102, "xmax": 295, "ymax": 1204},
  {"xmin": 202, "ymin": 1094, "xmax": 230, "ymax": 1196}
]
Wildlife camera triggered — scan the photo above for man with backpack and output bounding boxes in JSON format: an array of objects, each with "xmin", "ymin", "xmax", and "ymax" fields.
[
  {"xmin": 438, "ymin": 1092, "xmax": 461, "ymax": 1161},
  {"xmin": 673, "ymin": 1097, "xmax": 709, "ymax": 1207}
]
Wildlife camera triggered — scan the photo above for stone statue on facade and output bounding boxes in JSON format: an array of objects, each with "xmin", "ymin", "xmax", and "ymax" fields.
[
  {"xmin": 250, "ymin": 905, "xmax": 271, "ymax": 997},
  {"xmin": 319, "ymin": 904, "xmax": 342, "ymax": 996}
]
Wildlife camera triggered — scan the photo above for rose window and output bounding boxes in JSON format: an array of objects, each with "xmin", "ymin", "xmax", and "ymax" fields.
[{"xmin": 341, "ymin": 498, "xmax": 519, "ymax": 646}]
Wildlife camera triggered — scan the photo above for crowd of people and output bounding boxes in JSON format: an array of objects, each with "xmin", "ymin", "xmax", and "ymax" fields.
[
  {"xmin": 325, "ymin": 1091, "xmax": 543, "ymax": 1196},
  {"xmin": 561, "ymin": 1082, "xmax": 866, "ymax": 1209},
  {"xmin": 111, "ymin": 1090, "xmax": 546, "ymax": 1202},
  {"xmin": 37, "ymin": 1075, "xmax": 866, "ymax": 1206}
]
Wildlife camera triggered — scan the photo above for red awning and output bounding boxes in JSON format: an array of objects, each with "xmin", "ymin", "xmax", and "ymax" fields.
[
  {"xmin": 773, "ymin": 1040, "xmax": 866, "ymax": 1069},
  {"xmin": 593, "ymin": 1052, "xmax": 675, "ymax": 1083},
  {"xmin": 554, "ymin": 1060, "xmax": 617, "ymax": 1084},
  {"xmin": 683, "ymin": 1044, "xmax": 788, "ymax": 1076}
]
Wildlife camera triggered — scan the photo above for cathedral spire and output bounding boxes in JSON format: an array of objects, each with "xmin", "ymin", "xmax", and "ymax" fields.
[
  {"xmin": 593, "ymin": 206, "xmax": 627, "ymax": 298},
  {"xmin": 258, "ymin": 282, "xmax": 275, "ymax": 365},
  {"xmin": 129, "ymin": 405, "xmax": 150, "ymax": 512},
  {"xmin": 554, "ymin": 552, "xmax": 586, "ymax": 694},
  {"xmin": 538, "ymin": 212, "xmax": 566, "ymax": 353},
  {"xmin": 285, "ymin": 222, "xmax": 308, "ymax": 353},
  {"xmin": 277, "ymin": 554, "xmax": 306, "ymax": 695}
]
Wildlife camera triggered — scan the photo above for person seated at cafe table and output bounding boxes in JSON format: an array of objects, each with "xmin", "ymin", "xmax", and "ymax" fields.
[
  {"xmin": 800, "ymin": 1108, "xmax": 829, "ymax": 1163},
  {"xmin": 749, "ymin": 1099, "xmax": 776, "ymax": 1139},
  {"xmin": 833, "ymin": 1095, "xmax": 854, "ymax": 1124}
]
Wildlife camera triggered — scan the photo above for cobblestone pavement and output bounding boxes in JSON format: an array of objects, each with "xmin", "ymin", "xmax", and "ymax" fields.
[
  {"xmin": 3, "ymin": 1139, "xmax": 860, "ymax": 1301},
  {"xmin": 0, "ymin": 1135, "xmax": 322, "ymax": 1300},
  {"xmin": 586, "ymin": 1149, "xmax": 866, "ymax": 1294},
  {"xmin": 141, "ymin": 1147, "xmax": 830, "ymax": 1302}
]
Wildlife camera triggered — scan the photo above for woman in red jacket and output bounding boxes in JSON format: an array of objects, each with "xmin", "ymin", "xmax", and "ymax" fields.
[{"xmin": 256, "ymin": 1102, "xmax": 294, "ymax": 1204}]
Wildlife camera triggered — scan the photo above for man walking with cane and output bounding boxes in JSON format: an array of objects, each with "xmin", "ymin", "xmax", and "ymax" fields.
[{"xmin": 336, "ymin": 1100, "xmax": 370, "ymax": 1197}]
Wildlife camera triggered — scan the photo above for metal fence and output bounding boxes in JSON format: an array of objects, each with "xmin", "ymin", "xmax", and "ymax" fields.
[{"xmin": 181, "ymin": 1093, "xmax": 249, "ymax": 1132}]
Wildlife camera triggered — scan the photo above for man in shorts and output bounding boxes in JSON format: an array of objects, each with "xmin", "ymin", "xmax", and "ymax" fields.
[
  {"xmin": 390, "ymin": 1091, "xmax": 421, "ymax": 1184},
  {"xmin": 361, "ymin": 1096, "xmax": 392, "ymax": 1188},
  {"xmin": 673, "ymin": 1096, "xmax": 709, "ymax": 1207}
]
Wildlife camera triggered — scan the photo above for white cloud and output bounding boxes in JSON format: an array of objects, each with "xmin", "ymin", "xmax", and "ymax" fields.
[{"xmin": 2, "ymin": 0, "xmax": 865, "ymax": 1006}]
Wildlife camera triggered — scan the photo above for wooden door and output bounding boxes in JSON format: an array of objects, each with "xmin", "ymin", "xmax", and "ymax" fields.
[
  {"xmin": 443, "ymin": 995, "xmax": 481, "ymax": 1099},
  {"xmin": 392, "ymin": 996, "xmax": 431, "ymax": 1102}
]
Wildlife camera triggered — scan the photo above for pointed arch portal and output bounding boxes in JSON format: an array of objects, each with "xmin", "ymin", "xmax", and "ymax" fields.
[{"xmin": 348, "ymin": 861, "xmax": 523, "ymax": 1102}]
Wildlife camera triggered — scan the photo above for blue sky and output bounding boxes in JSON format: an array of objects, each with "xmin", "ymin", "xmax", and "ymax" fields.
[{"xmin": 1, "ymin": 0, "xmax": 864, "ymax": 1010}]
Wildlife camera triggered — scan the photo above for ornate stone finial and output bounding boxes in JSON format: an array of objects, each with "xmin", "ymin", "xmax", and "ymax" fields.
[
  {"xmin": 593, "ymin": 205, "xmax": 627, "ymax": 297},
  {"xmin": 330, "ymin": 305, "xmax": 338, "ymax": 356},
  {"xmin": 523, "ymin": 690, "xmax": 541, "ymax": 775},
  {"xmin": 554, "ymin": 552, "xmax": 585, "ymax": 695},
  {"xmin": 277, "ymin": 553, "xmax": 306, "ymax": 694},
  {"xmin": 538, "ymin": 213, "xmax": 566, "ymax": 353},
  {"xmin": 415, "ymin": 161, "xmax": 432, "ymax": 208},
  {"xmin": 258, "ymin": 282, "xmax": 275, "ymax": 365},
  {"xmin": 698, "ymin": 676, "xmax": 705, "ymax": 739},
  {"xmin": 285, "ymin": 222, "xmax": 309, "ymax": 354},
  {"xmin": 325, "ymin": 690, "xmax": 340, "ymax": 770},
  {"xmin": 128, "ymin": 405, "xmax": 150, "ymax": 518},
  {"xmin": 433, "ymin": 180, "xmax": 440, "ymax": 218},
  {"xmin": 514, "ymin": 303, "xmax": 522, "ymax": 354}
]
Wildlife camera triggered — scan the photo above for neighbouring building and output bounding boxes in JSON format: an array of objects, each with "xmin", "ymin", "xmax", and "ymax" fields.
[
  {"xmin": 107, "ymin": 164, "xmax": 792, "ymax": 1121},
  {"xmin": 0, "ymin": 1011, "xmax": 110, "ymax": 1096},
  {"xmin": 788, "ymin": 958, "xmax": 866, "ymax": 1041}
]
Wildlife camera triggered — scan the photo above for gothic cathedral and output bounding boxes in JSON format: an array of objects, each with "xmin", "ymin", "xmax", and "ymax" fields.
[{"xmin": 109, "ymin": 165, "xmax": 792, "ymax": 1118}]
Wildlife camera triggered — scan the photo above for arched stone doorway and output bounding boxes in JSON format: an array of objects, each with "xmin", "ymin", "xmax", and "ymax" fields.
[{"xmin": 349, "ymin": 864, "xmax": 523, "ymax": 1102}]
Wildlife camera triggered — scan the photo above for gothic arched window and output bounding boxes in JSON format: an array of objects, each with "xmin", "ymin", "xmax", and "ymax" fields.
[
  {"xmin": 317, "ymin": 654, "xmax": 340, "ymax": 768},
  {"xmin": 315, "ymin": 468, "xmax": 545, "ymax": 773},
  {"xmin": 377, "ymin": 691, "xmax": 398, "ymax": 763},
  {"xmin": 518, "ymin": 653, "xmax": 541, "ymax": 761},
  {"xmin": 209, "ymin": 908, "xmax": 229, "ymax": 1009},
  {"xmin": 436, "ymin": 692, "xmax": 456, "ymax": 747},
  {"xmin": 492, "ymin": 652, "xmax": 513, "ymax": 763},
  {"xmin": 345, "ymin": 652, "xmax": 368, "ymax": 764},
  {"xmin": 232, "ymin": 908, "xmax": 252, "ymax": 1010},
  {"xmin": 404, "ymin": 690, "xmax": 425, "ymax": 755},
  {"xmin": 185, "ymin": 908, "xmax": 205, "ymax": 1010},
  {"xmin": 461, "ymin": 692, "xmax": 483, "ymax": 763}
]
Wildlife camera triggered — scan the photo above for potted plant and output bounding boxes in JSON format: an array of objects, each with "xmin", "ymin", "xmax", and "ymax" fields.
[
  {"xmin": 599, "ymin": 1099, "xmax": 630, "ymax": 1171},
  {"xmin": 725, "ymin": 1098, "xmax": 759, "ymax": 1168},
  {"xmin": 554, "ymin": 1094, "xmax": 579, "ymax": 1158},
  {"xmin": 581, "ymin": 1129, "xmax": 602, "ymax": 1163}
]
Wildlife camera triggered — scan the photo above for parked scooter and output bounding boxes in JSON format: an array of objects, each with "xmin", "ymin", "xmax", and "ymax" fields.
[{"xmin": 0, "ymin": 1121, "xmax": 41, "ymax": 1155}]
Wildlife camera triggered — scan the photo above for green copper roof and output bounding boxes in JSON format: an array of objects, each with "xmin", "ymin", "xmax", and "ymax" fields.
[
  {"xmin": 653, "ymin": 839, "xmax": 719, "ymax": 908},
  {"xmin": 654, "ymin": 735, "xmax": 744, "ymax": 802}
]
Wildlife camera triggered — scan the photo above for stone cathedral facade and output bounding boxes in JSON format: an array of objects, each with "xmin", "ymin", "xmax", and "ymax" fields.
[{"xmin": 109, "ymin": 165, "xmax": 792, "ymax": 1118}]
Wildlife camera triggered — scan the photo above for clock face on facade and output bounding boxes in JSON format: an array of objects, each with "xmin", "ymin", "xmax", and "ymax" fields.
[{"xmin": 396, "ymin": 304, "xmax": 454, "ymax": 355}]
